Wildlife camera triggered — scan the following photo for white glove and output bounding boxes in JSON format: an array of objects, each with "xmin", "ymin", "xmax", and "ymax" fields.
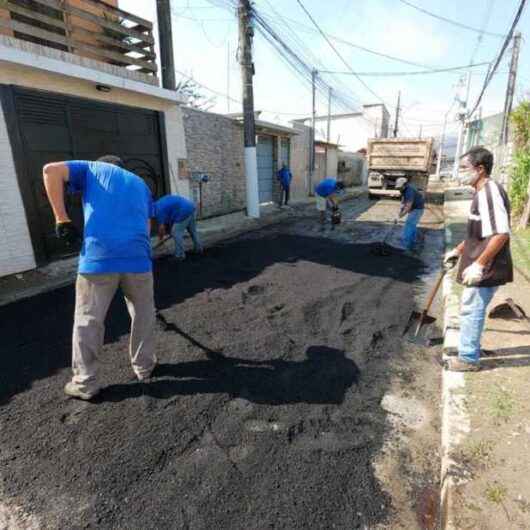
[
  {"xmin": 462, "ymin": 262, "xmax": 484, "ymax": 286},
  {"xmin": 443, "ymin": 248, "xmax": 461, "ymax": 266}
]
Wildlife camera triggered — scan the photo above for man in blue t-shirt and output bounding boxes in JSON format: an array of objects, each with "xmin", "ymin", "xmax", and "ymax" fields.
[
  {"xmin": 154, "ymin": 194, "xmax": 203, "ymax": 261},
  {"xmin": 42, "ymin": 155, "xmax": 157, "ymax": 400},
  {"xmin": 314, "ymin": 178, "xmax": 345, "ymax": 224},
  {"xmin": 395, "ymin": 177, "xmax": 425, "ymax": 251},
  {"xmin": 277, "ymin": 163, "xmax": 292, "ymax": 207}
]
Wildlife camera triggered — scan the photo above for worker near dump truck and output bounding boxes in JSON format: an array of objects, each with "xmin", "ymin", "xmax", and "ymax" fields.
[
  {"xmin": 314, "ymin": 178, "xmax": 345, "ymax": 224},
  {"xmin": 277, "ymin": 163, "xmax": 293, "ymax": 207},
  {"xmin": 443, "ymin": 146, "xmax": 513, "ymax": 372},
  {"xmin": 154, "ymin": 194, "xmax": 203, "ymax": 262},
  {"xmin": 43, "ymin": 155, "xmax": 157, "ymax": 400},
  {"xmin": 395, "ymin": 177, "xmax": 425, "ymax": 252}
]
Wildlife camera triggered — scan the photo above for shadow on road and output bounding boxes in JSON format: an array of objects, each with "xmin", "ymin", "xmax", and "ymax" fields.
[
  {"xmin": 0, "ymin": 230, "xmax": 429, "ymax": 405},
  {"xmin": 97, "ymin": 346, "xmax": 360, "ymax": 405}
]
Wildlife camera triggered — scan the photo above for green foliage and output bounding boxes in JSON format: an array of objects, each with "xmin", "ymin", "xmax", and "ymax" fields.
[
  {"xmin": 509, "ymin": 102, "xmax": 530, "ymax": 215},
  {"xmin": 511, "ymin": 101, "xmax": 530, "ymax": 150},
  {"xmin": 509, "ymin": 149, "xmax": 530, "ymax": 215}
]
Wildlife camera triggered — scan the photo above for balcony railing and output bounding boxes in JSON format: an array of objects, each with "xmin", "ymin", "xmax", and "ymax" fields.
[{"xmin": 0, "ymin": 0, "xmax": 157, "ymax": 79}]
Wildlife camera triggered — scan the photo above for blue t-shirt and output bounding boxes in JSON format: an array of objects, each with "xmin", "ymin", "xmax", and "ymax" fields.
[
  {"xmin": 278, "ymin": 167, "xmax": 292, "ymax": 187},
  {"xmin": 402, "ymin": 184, "xmax": 425, "ymax": 210},
  {"xmin": 67, "ymin": 161, "xmax": 154, "ymax": 274},
  {"xmin": 315, "ymin": 178, "xmax": 338, "ymax": 198},
  {"xmin": 154, "ymin": 195, "xmax": 196, "ymax": 227}
]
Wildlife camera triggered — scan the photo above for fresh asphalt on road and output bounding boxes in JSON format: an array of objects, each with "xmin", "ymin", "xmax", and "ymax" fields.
[{"xmin": 0, "ymin": 195, "xmax": 444, "ymax": 529}]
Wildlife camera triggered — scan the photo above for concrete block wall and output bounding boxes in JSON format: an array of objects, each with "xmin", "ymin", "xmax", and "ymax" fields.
[
  {"xmin": 182, "ymin": 107, "xmax": 246, "ymax": 218},
  {"xmin": 0, "ymin": 104, "xmax": 36, "ymax": 276}
]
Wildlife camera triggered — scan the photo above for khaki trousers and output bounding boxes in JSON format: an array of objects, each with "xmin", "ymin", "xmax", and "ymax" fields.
[{"xmin": 71, "ymin": 272, "xmax": 156, "ymax": 392}]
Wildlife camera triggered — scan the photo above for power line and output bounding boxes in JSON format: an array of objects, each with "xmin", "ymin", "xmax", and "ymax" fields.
[
  {"xmin": 398, "ymin": 0, "xmax": 505, "ymax": 38},
  {"xmin": 468, "ymin": 0, "xmax": 528, "ymax": 117},
  {"xmin": 257, "ymin": 10, "xmax": 435, "ymax": 70},
  {"xmin": 319, "ymin": 62, "xmax": 490, "ymax": 77},
  {"xmin": 294, "ymin": 0, "xmax": 387, "ymax": 105}
]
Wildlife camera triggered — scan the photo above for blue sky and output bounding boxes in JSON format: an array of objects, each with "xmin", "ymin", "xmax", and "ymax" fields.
[{"xmin": 120, "ymin": 0, "xmax": 530, "ymax": 143}]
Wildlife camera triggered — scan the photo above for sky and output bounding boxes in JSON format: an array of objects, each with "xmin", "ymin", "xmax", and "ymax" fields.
[{"xmin": 119, "ymin": 0, "xmax": 530, "ymax": 150}]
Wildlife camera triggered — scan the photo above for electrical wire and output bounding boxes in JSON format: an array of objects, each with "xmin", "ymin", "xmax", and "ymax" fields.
[
  {"xmin": 398, "ymin": 0, "xmax": 505, "ymax": 38},
  {"xmin": 255, "ymin": 8, "xmax": 436, "ymax": 70},
  {"xmin": 294, "ymin": 0, "xmax": 389, "ymax": 106},
  {"xmin": 319, "ymin": 62, "xmax": 490, "ymax": 77},
  {"xmin": 468, "ymin": 0, "xmax": 527, "ymax": 117}
]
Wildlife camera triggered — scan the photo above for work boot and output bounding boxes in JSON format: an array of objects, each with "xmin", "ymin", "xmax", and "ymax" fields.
[
  {"xmin": 64, "ymin": 381, "xmax": 99, "ymax": 400},
  {"xmin": 446, "ymin": 358, "xmax": 481, "ymax": 372}
]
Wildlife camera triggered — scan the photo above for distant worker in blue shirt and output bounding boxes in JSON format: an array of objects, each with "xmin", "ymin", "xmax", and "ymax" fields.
[
  {"xmin": 43, "ymin": 155, "xmax": 157, "ymax": 400},
  {"xmin": 154, "ymin": 195, "xmax": 203, "ymax": 262},
  {"xmin": 277, "ymin": 163, "xmax": 292, "ymax": 207},
  {"xmin": 314, "ymin": 178, "xmax": 345, "ymax": 224},
  {"xmin": 395, "ymin": 177, "xmax": 425, "ymax": 252}
]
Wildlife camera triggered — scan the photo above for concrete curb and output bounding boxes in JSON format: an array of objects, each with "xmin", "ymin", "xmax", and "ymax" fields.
[{"xmin": 440, "ymin": 189, "xmax": 472, "ymax": 529}]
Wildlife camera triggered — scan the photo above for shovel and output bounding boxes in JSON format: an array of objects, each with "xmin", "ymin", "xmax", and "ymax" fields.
[
  {"xmin": 372, "ymin": 218, "xmax": 399, "ymax": 257},
  {"xmin": 403, "ymin": 257, "xmax": 458, "ymax": 346}
]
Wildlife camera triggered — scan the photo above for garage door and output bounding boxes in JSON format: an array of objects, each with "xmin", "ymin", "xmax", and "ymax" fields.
[
  {"xmin": 257, "ymin": 135, "xmax": 274, "ymax": 204},
  {"xmin": 3, "ymin": 87, "xmax": 167, "ymax": 263}
]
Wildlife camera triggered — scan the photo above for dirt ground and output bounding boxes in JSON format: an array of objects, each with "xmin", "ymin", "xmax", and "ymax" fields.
[
  {"xmin": 1, "ymin": 195, "xmax": 445, "ymax": 530},
  {"xmin": 450, "ymin": 271, "xmax": 530, "ymax": 530}
]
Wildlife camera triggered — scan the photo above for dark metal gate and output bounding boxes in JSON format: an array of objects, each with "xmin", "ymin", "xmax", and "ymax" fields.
[{"xmin": 0, "ymin": 86, "xmax": 168, "ymax": 263}]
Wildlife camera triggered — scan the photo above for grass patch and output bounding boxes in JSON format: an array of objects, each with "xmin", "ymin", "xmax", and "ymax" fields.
[
  {"xmin": 485, "ymin": 482, "xmax": 507, "ymax": 504},
  {"xmin": 512, "ymin": 228, "xmax": 530, "ymax": 275},
  {"xmin": 489, "ymin": 386, "xmax": 515, "ymax": 423}
]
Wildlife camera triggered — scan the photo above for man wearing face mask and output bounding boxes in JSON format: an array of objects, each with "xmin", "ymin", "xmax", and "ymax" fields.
[{"xmin": 443, "ymin": 146, "xmax": 513, "ymax": 372}]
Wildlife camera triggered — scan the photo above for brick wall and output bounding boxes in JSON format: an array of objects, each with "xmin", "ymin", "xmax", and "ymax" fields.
[
  {"xmin": 0, "ymin": 103, "xmax": 36, "ymax": 276},
  {"xmin": 182, "ymin": 107, "xmax": 246, "ymax": 218}
]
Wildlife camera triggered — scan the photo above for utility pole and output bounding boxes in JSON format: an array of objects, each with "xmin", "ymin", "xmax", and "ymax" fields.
[
  {"xmin": 310, "ymin": 69, "xmax": 317, "ymax": 193},
  {"xmin": 227, "ymin": 42, "xmax": 231, "ymax": 113},
  {"xmin": 393, "ymin": 91, "xmax": 401, "ymax": 138},
  {"xmin": 452, "ymin": 71, "xmax": 471, "ymax": 181},
  {"xmin": 500, "ymin": 32, "xmax": 521, "ymax": 145},
  {"xmin": 326, "ymin": 86, "xmax": 332, "ymax": 174},
  {"xmin": 418, "ymin": 125, "xmax": 423, "ymax": 138},
  {"xmin": 156, "ymin": 0, "xmax": 176, "ymax": 90},
  {"xmin": 238, "ymin": 0, "xmax": 260, "ymax": 218}
]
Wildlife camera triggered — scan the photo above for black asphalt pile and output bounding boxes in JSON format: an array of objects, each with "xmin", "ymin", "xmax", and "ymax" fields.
[{"xmin": 0, "ymin": 221, "xmax": 427, "ymax": 529}]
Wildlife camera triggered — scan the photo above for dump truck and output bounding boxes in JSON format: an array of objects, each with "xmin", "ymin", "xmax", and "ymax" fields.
[{"xmin": 367, "ymin": 138, "xmax": 434, "ymax": 197}]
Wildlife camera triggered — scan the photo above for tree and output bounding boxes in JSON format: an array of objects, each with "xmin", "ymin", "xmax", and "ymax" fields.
[{"xmin": 176, "ymin": 79, "xmax": 216, "ymax": 111}]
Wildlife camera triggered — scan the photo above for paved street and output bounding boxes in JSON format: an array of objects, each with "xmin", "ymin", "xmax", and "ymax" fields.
[{"xmin": 1, "ymin": 195, "xmax": 444, "ymax": 529}]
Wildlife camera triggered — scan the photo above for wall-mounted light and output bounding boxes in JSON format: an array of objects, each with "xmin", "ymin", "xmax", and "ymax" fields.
[{"xmin": 96, "ymin": 84, "xmax": 111, "ymax": 93}]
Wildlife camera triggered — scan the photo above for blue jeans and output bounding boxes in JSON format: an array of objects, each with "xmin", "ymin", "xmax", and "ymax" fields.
[
  {"xmin": 401, "ymin": 209, "xmax": 424, "ymax": 250},
  {"xmin": 459, "ymin": 286, "xmax": 498, "ymax": 364},
  {"xmin": 170, "ymin": 214, "xmax": 202, "ymax": 259}
]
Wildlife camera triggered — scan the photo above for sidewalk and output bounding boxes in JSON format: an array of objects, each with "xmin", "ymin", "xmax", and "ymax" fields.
[
  {"xmin": 441, "ymin": 187, "xmax": 530, "ymax": 530},
  {"xmin": 0, "ymin": 187, "xmax": 366, "ymax": 306}
]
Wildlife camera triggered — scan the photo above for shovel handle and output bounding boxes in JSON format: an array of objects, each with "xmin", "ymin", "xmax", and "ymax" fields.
[{"xmin": 423, "ymin": 269, "xmax": 447, "ymax": 316}]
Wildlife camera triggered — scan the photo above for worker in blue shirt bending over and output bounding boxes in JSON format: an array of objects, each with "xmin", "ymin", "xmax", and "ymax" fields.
[
  {"xmin": 43, "ymin": 155, "xmax": 157, "ymax": 400},
  {"xmin": 277, "ymin": 163, "xmax": 292, "ymax": 207},
  {"xmin": 315, "ymin": 177, "xmax": 345, "ymax": 225},
  {"xmin": 154, "ymin": 194, "xmax": 203, "ymax": 262},
  {"xmin": 395, "ymin": 177, "xmax": 425, "ymax": 252}
]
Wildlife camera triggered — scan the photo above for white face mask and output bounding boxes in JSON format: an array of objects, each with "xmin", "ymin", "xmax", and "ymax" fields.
[{"xmin": 460, "ymin": 167, "xmax": 480, "ymax": 186}]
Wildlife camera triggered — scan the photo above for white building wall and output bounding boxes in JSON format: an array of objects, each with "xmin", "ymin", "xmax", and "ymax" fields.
[
  {"xmin": 164, "ymin": 105, "xmax": 190, "ymax": 198},
  {"xmin": 0, "ymin": 104, "xmax": 36, "ymax": 276}
]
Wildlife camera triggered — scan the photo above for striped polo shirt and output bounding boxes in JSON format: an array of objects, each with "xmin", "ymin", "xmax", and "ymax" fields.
[{"xmin": 457, "ymin": 179, "xmax": 513, "ymax": 287}]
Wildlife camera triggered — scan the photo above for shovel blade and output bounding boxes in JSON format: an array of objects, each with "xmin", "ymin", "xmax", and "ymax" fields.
[{"xmin": 403, "ymin": 311, "xmax": 437, "ymax": 346}]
